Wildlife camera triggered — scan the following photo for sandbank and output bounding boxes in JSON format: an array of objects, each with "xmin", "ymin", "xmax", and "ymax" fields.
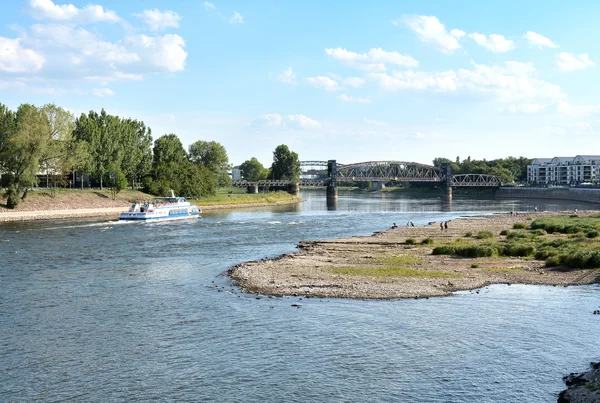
[{"xmin": 229, "ymin": 211, "xmax": 600, "ymax": 299}]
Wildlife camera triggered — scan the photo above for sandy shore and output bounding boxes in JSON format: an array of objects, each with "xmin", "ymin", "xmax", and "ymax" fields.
[{"xmin": 229, "ymin": 211, "xmax": 600, "ymax": 299}]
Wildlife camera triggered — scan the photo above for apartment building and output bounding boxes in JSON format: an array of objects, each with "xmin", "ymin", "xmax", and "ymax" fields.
[{"xmin": 527, "ymin": 155, "xmax": 600, "ymax": 185}]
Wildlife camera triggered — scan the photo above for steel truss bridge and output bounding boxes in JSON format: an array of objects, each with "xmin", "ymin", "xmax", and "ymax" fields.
[{"xmin": 232, "ymin": 161, "xmax": 501, "ymax": 188}]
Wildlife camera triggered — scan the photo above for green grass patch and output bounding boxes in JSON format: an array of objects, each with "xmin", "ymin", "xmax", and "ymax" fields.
[
  {"xmin": 476, "ymin": 231, "xmax": 495, "ymax": 239},
  {"xmin": 530, "ymin": 215, "xmax": 600, "ymax": 235},
  {"xmin": 482, "ymin": 267, "xmax": 522, "ymax": 274},
  {"xmin": 374, "ymin": 255, "xmax": 422, "ymax": 265},
  {"xmin": 464, "ymin": 231, "xmax": 473, "ymax": 237},
  {"xmin": 329, "ymin": 266, "xmax": 460, "ymax": 278},
  {"xmin": 405, "ymin": 238, "xmax": 417, "ymax": 245},
  {"xmin": 470, "ymin": 263, "xmax": 480, "ymax": 268},
  {"xmin": 191, "ymin": 190, "xmax": 300, "ymax": 206},
  {"xmin": 513, "ymin": 222, "xmax": 528, "ymax": 229}
]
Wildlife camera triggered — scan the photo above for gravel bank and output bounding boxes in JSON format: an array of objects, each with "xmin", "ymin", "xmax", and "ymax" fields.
[{"xmin": 229, "ymin": 211, "xmax": 600, "ymax": 299}]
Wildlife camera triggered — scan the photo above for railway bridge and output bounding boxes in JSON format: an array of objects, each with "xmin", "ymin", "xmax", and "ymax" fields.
[{"xmin": 232, "ymin": 160, "xmax": 501, "ymax": 201}]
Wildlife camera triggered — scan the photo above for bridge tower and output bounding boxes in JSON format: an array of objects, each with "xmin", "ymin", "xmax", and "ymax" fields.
[
  {"xmin": 326, "ymin": 159, "xmax": 338, "ymax": 205},
  {"xmin": 442, "ymin": 163, "xmax": 453, "ymax": 200}
]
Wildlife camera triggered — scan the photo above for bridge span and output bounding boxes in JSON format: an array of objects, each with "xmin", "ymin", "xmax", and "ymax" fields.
[{"xmin": 233, "ymin": 160, "xmax": 501, "ymax": 197}]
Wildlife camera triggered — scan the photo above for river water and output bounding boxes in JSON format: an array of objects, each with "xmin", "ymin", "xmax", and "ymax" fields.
[{"xmin": 1, "ymin": 191, "xmax": 599, "ymax": 402}]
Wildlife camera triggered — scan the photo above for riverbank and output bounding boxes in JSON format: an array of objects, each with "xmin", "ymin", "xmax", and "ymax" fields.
[
  {"xmin": 229, "ymin": 211, "xmax": 600, "ymax": 299},
  {"xmin": 0, "ymin": 189, "xmax": 302, "ymax": 222}
]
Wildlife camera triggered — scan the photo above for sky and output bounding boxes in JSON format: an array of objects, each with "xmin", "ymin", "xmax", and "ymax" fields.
[{"xmin": 0, "ymin": 0, "xmax": 599, "ymax": 166}]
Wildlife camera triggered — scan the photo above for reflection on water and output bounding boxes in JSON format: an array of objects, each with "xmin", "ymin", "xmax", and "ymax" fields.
[{"xmin": 0, "ymin": 190, "xmax": 598, "ymax": 402}]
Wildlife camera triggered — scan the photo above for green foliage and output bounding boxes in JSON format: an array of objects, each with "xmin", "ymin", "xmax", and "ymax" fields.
[
  {"xmin": 106, "ymin": 163, "xmax": 127, "ymax": 199},
  {"xmin": 432, "ymin": 245, "xmax": 457, "ymax": 255},
  {"xmin": 432, "ymin": 155, "xmax": 531, "ymax": 182},
  {"xmin": 531, "ymin": 229, "xmax": 547, "ymax": 236},
  {"xmin": 586, "ymin": 230, "xmax": 599, "ymax": 238},
  {"xmin": 405, "ymin": 238, "xmax": 417, "ymax": 245},
  {"xmin": 455, "ymin": 245, "xmax": 499, "ymax": 258},
  {"xmin": 465, "ymin": 231, "xmax": 473, "ymax": 237},
  {"xmin": 188, "ymin": 140, "xmax": 231, "ymax": 187},
  {"xmin": 239, "ymin": 157, "xmax": 268, "ymax": 182},
  {"xmin": 471, "ymin": 264, "xmax": 480, "ymax": 268},
  {"xmin": 499, "ymin": 230, "xmax": 509, "ymax": 236},
  {"xmin": 530, "ymin": 215, "xmax": 600, "ymax": 235},
  {"xmin": 476, "ymin": 231, "xmax": 495, "ymax": 239},
  {"xmin": 5, "ymin": 184, "xmax": 20, "ymax": 208},
  {"xmin": 500, "ymin": 243, "xmax": 536, "ymax": 257},
  {"xmin": 270, "ymin": 144, "xmax": 301, "ymax": 182},
  {"xmin": 421, "ymin": 238, "xmax": 434, "ymax": 245},
  {"xmin": 513, "ymin": 222, "xmax": 528, "ymax": 229}
]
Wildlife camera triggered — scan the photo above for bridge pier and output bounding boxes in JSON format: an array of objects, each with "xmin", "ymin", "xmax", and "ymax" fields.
[
  {"xmin": 444, "ymin": 186, "xmax": 453, "ymax": 201},
  {"xmin": 287, "ymin": 183, "xmax": 299, "ymax": 196},
  {"xmin": 326, "ymin": 184, "xmax": 338, "ymax": 201},
  {"xmin": 371, "ymin": 181, "xmax": 385, "ymax": 191},
  {"xmin": 247, "ymin": 184, "xmax": 258, "ymax": 194}
]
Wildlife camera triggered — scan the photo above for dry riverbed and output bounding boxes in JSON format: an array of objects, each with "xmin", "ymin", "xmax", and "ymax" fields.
[{"xmin": 229, "ymin": 212, "xmax": 600, "ymax": 299}]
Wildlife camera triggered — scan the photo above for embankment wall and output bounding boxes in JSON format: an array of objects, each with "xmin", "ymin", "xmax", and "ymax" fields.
[{"xmin": 496, "ymin": 187, "xmax": 600, "ymax": 205}]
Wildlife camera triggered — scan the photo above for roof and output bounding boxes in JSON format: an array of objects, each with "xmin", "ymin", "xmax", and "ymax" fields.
[{"xmin": 530, "ymin": 158, "xmax": 553, "ymax": 165}]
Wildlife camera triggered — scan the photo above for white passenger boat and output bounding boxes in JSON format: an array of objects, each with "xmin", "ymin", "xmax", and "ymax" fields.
[{"xmin": 119, "ymin": 191, "xmax": 201, "ymax": 222}]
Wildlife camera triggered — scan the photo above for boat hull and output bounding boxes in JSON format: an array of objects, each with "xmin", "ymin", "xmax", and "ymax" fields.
[{"xmin": 119, "ymin": 212, "xmax": 200, "ymax": 221}]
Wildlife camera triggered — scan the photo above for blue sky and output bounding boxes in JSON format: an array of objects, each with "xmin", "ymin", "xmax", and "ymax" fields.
[{"xmin": 1, "ymin": 0, "xmax": 599, "ymax": 166}]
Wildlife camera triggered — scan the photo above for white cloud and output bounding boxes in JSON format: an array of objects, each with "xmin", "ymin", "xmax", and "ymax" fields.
[
  {"xmin": 556, "ymin": 52, "xmax": 596, "ymax": 72},
  {"xmin": 277, "ymin": 67, "xmax": 297, "ymax": 84},
  {"xmin": 364, "ymin": 118, "xmax": 387, "ymax": 126},
  {"xmin": 250, "ymin": 113, "xmax": 321, "ymax": 130},
  {"xmin": 229, "ymin": 11, "xmax": 243, "ymax": 24},
  {"xmin": 26, "ymin": 0, "xmax": 120, "ymax": 24},
  {"xmin": 134, "ymin": 9, "xmax": 181, "ymax": 31},
  {"xmin": 368, "ymin": 61, "xmax": 565, "ymax": 104},
  {"xmin": 92, "ymin": 87, "xmax": 114, "ymax": 96},
  {"xmin": 0, "ymin": 37, "xmax": 45, "ymax": 73},
  {"xmin": 204, "ymin": 2, "xmax": 243, "ymax": 24},
  {"xmin": 468, "ymin": 33, "xmax": 515, "ymax": 53},
  {"xmin": 524, "ymin": 31, "xmax": 558, "ymax": 49},
  {"xmin": 123, "ymin": 34, "xmax": 187, "ymax": 72},
  {"xmin": 399, "ymin": 15, "xmax": 462, "ymax": 54},
  {"xmin": 307, "ymin": 76, "xmax": 341, "ymax": 91},
  {"xmin": 338, "ymin": 94, "xmax": 371, "ymax": 103},
  {"xmin": 505, "ymin": 103, "xmax": 547, "ymax": 114},
  {"xmin": 343, "ymin": 77, "xmax": 366, "ymax": 88},
  {"xmin": 325, "ymin": 47, "xmax": 418, "ymax": 72},
  {"xmin": 556, "ymin": 100, "xmax": 600, "ymax": 117},
  {"xmin": 286, "ymin": 114, "xmax": 321, "ymax": 129}
]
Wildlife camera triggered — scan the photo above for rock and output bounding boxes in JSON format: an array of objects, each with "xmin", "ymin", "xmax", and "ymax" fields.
[{"xmin": 558, "ymin": 362, "xmax": 600, "ymax": 403}]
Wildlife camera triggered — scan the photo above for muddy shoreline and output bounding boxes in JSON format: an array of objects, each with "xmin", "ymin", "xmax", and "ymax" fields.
[{"xmin": 229, "ymin": 211, "xmax": 600, "ymax": 299}]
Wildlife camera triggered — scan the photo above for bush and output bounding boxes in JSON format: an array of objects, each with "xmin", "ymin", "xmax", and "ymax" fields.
[
  {"xmin": 456, "ymin": 245, "xmax": 498, "ymax": 258},
  {"xmin": 531, "ymin": 229, "xmax": 547, "ymax": 236},
  {"xmin": 500, "ymin": 230, "xmax": 509, "ymax": 236},
  {"xmin": 570, "ymin": 214, "xmax": 579, "ymax": 218},
  {"xmin": 5, "ymin": 185, "xmax": 20, "ymax": 209},
  {"xmin": 432, "ymin": 245, "xmax": 456, "ymax": 255},
  {"xmin": 545, "ymin": 255, "xmax": 562, "ymax": 267},
  {"xmin": 420, "ymin": 238, "xmax": 434, "ymax": 245},
  {"xmin": 502, "ymin": 244, "xmax": 536, "ymax": 257},
  {"xmin": 513, "ymin": 222, "xmax": 528, "ymax": 229},
  {"xmin": 464, "ymin": 231, "xmax": 473, "ymax": 237},
  {"xmin": 585, "ymin": 230, "xmax": 599, "ymax": 239},
  {"xmin": 405, "ymin": 238, "xmax": 417, "ymax": 245},
  {"xmin": 476, "ymin": 231, "xmax": 495, "ymax": 239},
  {"xmin": 471, "ymin": 263, "xmax": 480, "ymax": 268}
]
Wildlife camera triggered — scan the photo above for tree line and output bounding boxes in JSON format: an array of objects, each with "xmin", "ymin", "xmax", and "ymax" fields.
[
  {"xmin": 433, "ymin": 156, "xmax": 531, "ymax": 184},
  {"xmin": 0, "ymin": 102, "xmax": 303, "ymax": 208}
]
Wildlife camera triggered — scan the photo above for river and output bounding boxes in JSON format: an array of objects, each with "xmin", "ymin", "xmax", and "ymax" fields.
[{"xmin": 1, "ymin": 190, "xmax": 599, "ymax": 402}]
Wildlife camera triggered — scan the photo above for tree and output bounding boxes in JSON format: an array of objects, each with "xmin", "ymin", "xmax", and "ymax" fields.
[
  {"xmin": 119, "ymin": 119, "xmax": 152, "ymax": 189},
  {"xmin": 239, "ymin": 157, "xmax": 268, "ymax": 182},
  {"xmin": 3, "ymin": 104, "xmax": 51, "ymax": 202},
  {"xmin": 270, "ymin": 144, "xmax": 301, "ymax": 182},
  {"xmin": 0, "ymin": 103, "xmax": 16, "ymax": 173},
  {"xmin": 73, "ymin": 109, "xmax": 124, "ymax": 189},
  {"xmin": 188, "ymin": 140, "xmax": 231, "ymax": 187},
  {"xmin": 106, "ymin": 162, "xmax": 127, "ymax": 199}
]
